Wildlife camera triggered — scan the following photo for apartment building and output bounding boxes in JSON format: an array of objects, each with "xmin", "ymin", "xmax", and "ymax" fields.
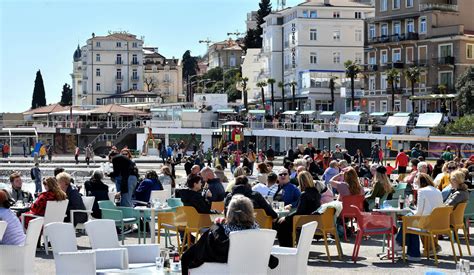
[
  {"xmin": 260, "ymin": 0, "xmax": 374, "ymax": 112},
  {"xmin": 207, "ymin": 39, "xmax": 244, "ymax": 70},
  {"xmin": 364, "ymin": 0, "xmax": 474, "ymax": 114}
]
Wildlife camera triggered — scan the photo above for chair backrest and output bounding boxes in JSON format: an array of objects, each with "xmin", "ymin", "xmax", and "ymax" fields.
[
  {"xmin": 318, "ymin": 208, "xmax": 336, "ymax": 231},
  {"xmin": 464, "ymin": 191, "xmax": 474, "ymax": 218},
  {"xmin": 181, "ymin": 206, "xmax": 212, "ymax": 230},
  {"xmin": 44, "ymin": 200, "xmax": 69, "ymax": 226},
  {"xmin": 82, "ymin": 196, "xmax": 95, "ymax": 212},
  {"xmin": 350, "ymin": 205, "xmax": 393, "ymax": 232},
  {"xmin": 0, "ymin": 221, "xmax": 6, "ymax": 241},
  {"xmin": 25, "ymin": 217, "xmax": 44, "ymax": 262},
  {"xmin": 44, "ymin": 222, "xmax": 78, "ymax": 253},
  {"xmin": 254, "ymin": 209, "xmax": 273, "ymax": 229},
  {"xmin": 98, "ymin": 200, "xmax": 116, "ymax": 210},
  {"xmin": 227, "ymin": 229, "xmax": 277, "ymax": 275},
  {"xmin": 84, "ymin": 219, "xmax": 120, "ymax": 249},
  {"xmin": 450, "ymin": 202, "xmax": 467, "ymax": 227},
  {"xmin": 295, "ymin": 222, "xmax": 317, "ymax": 273},
  {"xmin": 150, "ymin": 190, "xmax": 169, "ymax": 203},
  {"xmin": 108, "ymin": 192, "xmax": 116, "ymax": 202},
  {"xmin": 425, "ymin": 206, "xmax": 453, "ymax": 231},
  {"xmin": 341, "ymin": 195, "xmax": 365, "ymax": 217},
  {"xmin": 167, "ymin": 198, "xmax": 183, "ymax": 208},
  {"xmin": 211, "ymin": 201, "xmax": 225, "ymax": 213}
]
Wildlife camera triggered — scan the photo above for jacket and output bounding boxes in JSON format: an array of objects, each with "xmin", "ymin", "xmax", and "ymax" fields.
[
  {"xmin": 84, "ymin": 178, "xmax": 109, "ymax": 219},
  {"xmin": 274, "ymin": 182, "xmax": 301, "ymax": 207},
  {"xmin": 206, "ymin": 178, "xmax": 225, "ymax": 202},
  {"xmin": 415, "ymin": 186, "xmax": 443, "ymax": 216},
  {"xmin": 135, "ymin": 178, "xmax": 163, "ymax": 203},
  {"xmin": 285, "ymin": 187, "xmax": 321, "ymax": 222},
  {"xmin": 224, "ymin": 185, "xmax": 277, "ymax": 219},
  {"xmin": 65, "ymin": 185, "xmax": 87, "ymax": 226},
  {"xmin": 175, "ymin": 189, "xmax": 212, "ymax": 214},
  {"xmin": 110, "ymin": 154, "xmax": 133, "ymax": 193}
]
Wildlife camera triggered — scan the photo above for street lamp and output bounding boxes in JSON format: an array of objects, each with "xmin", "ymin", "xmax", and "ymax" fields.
[{"xmin": 186, "ymin": 75, "xmax": 199, "ymax": 102}]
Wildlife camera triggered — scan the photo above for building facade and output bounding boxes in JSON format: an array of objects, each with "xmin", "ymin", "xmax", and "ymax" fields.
[
  {"xmin": 207, "ymin": 39, "xmax": 244, "ymax": 70},
  {"xmin": 242, "ymin": 49, "xmax": 265, "ymax": 102},
  {"xmin": 364, "ymin": 0, "xmax": 474, "ymax": 114},
  {"xmin": 260, "ymin": 0, "xmax": 374, "ymax": 112}
]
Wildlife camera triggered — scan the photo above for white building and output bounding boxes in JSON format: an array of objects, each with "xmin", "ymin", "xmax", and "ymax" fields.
[
  {"xmin": 260, "ymin": 0, "xmax": 374, "ymax": 112},
  {"xmin": 241, "ymin": 49, "xmax": 265, "ymax": 102},
  {"xmin": 72, "ymin": 32, "xmax": 144, "ymax": 106}
]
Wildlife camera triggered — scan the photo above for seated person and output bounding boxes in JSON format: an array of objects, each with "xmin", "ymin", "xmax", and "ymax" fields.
[
  {"xmin": 252, "ymin": 172, "xmax": 279, "ymax": 198},
  {"xmin": 181, "ymin": 195, "xmax": 278, "ymax": 274},
  {"xmin": 8, "ymin": 172, "xmax": 33, "ymax": 203},
  {"xmin": 84, "ymin": 170, "xmax": 109, "ymax": 219},
  {"xmin": 175, "ymin": 175, "xmax": 213, "ymax": 214},
  {"xmin": 225, "ymin": 167, "xmax": 248, "ymax": 193},
  {"xmin": 256, "ymin": 162, "xmax": 271, "ymax": 185},
  {"xmin": 200, "ymin": 167, "xmax": 225, "ymax": 202},
  {"xmin": 224, "ymin": 175, "xmax": 277, "ymax": 219},
  {"xmin": 365, "ymin": 166, "xmax": 394, "ymax": 210},
  {"xmin": 135, "ymin": 170, "xmax": 163, "ymax": 203},
  {"xmin": 24, "ymin": 177, "xmax": 67, "ymax": 228},
  {"xmin": 444, "ymin": 170, "xmax": 469, "ymax": 208},
  {"xmin": 273, "ymin": 168, "xmax": 301, "ymax": 209},
  {"xmin": 0, "ymin": 189, "xmax": 26, "ymax": 245},
  {"xmin": 56, "ymin": 172, "xmax": 87, "ymax": 226},
  {"xmin": 276, "ymin": 171, "xmax": 322, "ymax": 247},
  {"xmin": 214, "ymin": 165, "xmax": 229, "ymax": 184},
  {"xmin": 329, "ymin": 167, "xmax": 364, "ymax": 201}
]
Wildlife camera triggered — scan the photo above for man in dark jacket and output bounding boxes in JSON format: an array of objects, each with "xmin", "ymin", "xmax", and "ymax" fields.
[
  {"xmin": 109, "ymin": 152, "xmax": 133, "ymax": 202},
  {"xmin": 175, "ymin": 175, "xmax": 214, "ymax": 214},
  {"xmin": 200, "ymin": 167, "xmax": 225, "ymax": 202},
  {"xmin": 56, "ymin": 172, "xmax": 87, "ymax": 226},
  {"xmin": 266, "ymin": 145, "xmax": 275, "ymax": 161}
]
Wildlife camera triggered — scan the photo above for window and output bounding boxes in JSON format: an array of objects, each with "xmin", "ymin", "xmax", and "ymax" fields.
[
  {"xmin": 406, "ymin": 0, "xmax": 413, "ymax": 8},
  {"xmin": 96, "ymin": 54, "xmax": 100, "ymax": 62},
  {"xmin": 333, "ymin": 52, "xmax": 341, "ymax": 64},
  {"xmin": 418, "ymin": 45, "xmax": 428, "ymax": 62},
  {"xmin": 381, "ymin": 101, "xmax": 388, "ymax": 112},
  {"xmin": 439, "ymin": 44, "xmax": 453, "ymax": 58},
  {"xmin": 310, "ymin": 29, "xmax": 317, "ymax": 41},
  {"xmin": 116, "ymin": 69, "xmax": 122, "ymax": 80},
  {"xmin": 132, "ymin": 83, "xmax": 138, "ymax": 90},
  {"xmin": 116, "ymin": 42, "xmax": 122, "ymax": 47},
  {"xmin": 116, "ymin": 84, "xmax": 122, "ymax": 93},
  {"xmin": 95, "ymin": 42, "xmax": 100, "ymax": 47},
  {"xmin": 439, "ymin": 71, "xmax": 453, "ymax": 88},
  {"xmin": 333, "ymin": 30, "xmax": 341, "ymax": 41},
  {"xmin": 310, "ymin": 52, "xmax": 318, "ymax": 64},
  {"xmin": 302, "ymin": 10, "xmax": 309, "ymax": 18},
  {"xmin": 132, "ymin": 42, "xmax": 138, "ymax": 48},
  {"xmin": 333, "ymin": 11, "xmax": 340, "ymax": 18},
  {"xmin": 393, "ymin": 0, "xmax": 400, "ymax": 9},
  {"xmin": 420, "ymin": 17, "xmax": 427, "ymax": 33},
  {"xmin": 381, "ymin": 50, "xmax": 388, "ymax": 64},
  {"xmin": 310, "ymin": 11, "xmax": 317, "ymax": 18},
  {"xmin": 96, "ymin": 68, "xmax": 100, "ymax": 76},
  {"xmin": 355, "ymin": 30, "xmax": 362, "ymax": 41},
  {"xmin": 230, "ymin": 54, "xmax": 236, "ymax": 67},
  {"xmin": 394, "ymin": 100, "xmax": 401, "ymax": 111},
  {"xmin": 369, "ymin": 25, "xmax": 376, "ymax": 39},
  {"xmin": 467, "ymin": 44, "xmax": 474, "ymax": 59},
  {"xmin": 393, "ymin": 22, "xmax": 401, "ymax": 35},
  {"xmin": 381, "ymin": 24, "xmax": 388, "ymax": 36},
  {"xmin": 393, "ymin": 48, "xmax": 401, "ymax": 62},
  {"xmin": 355, "ymin": 12, "xmax": 362, "ymax": 19},
  {"xmin": 369, "ymin": 53, "xmax": 376, "ymax": 64},
  {"xmin": 380, "ymin": 0, "xmax": 388, "ymax": 11},
  {"xmin": 132, "ymin": 54, "xmax": 138, "ymax": 64},
  {"xmin": 132, "ymin": 69, "xmax": 138, "ymax": 79},
  {"xmin": 96, "ymin": 83, "xmax": 100, "ymax": 91},
  {"xmin": 406, "ymin": 47, "xmax": 414, "ymax": 63},
  {"xmin": 369, "ymin": 76, "xmax": 376, "ymax": 91},
  {"xmin": 355, "ymin": 53, "xmax": 363, "ymax": 64},
  {"xmin": 406, "ymin": 20, "xmax": 415, "ymax": 33},
  {"xmin": 116, "ymin": 54, "xmax": 122, "ymax": 64},
  {"xmin": 369, "ymin": 101, "xmax": 376, "ymax": 113}
]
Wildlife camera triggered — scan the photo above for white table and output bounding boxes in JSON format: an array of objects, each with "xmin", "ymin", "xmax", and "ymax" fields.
[{"xmin": 134, "ymin": 206, "xmax": 172, "ymax": 243}]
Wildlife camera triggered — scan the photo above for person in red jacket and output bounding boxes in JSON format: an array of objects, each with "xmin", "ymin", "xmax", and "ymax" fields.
[{"xmin": 395, "ymin": 149, "xmax": 409, "ymax": 174}]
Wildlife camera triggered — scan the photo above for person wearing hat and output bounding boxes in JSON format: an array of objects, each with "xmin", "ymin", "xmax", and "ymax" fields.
[
  {"xmin": 0, "ymin": 189, "xmax": 26, "ymax": 245},
  {"xmin": 273, "ymin": 168, "xmax": 301, "ymax": 208},
  {"xmin": 364, "ymin": 166, "xmax": 394, "ymax": 211}
]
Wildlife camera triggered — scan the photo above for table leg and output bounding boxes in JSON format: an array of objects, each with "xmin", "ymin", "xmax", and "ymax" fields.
[
  {"xmin": 151, "ymin": 208, "xmax": 156, "ymax": 243},
  {"xmin": 143, "ymin": 211, "xmax": 146, "ymax": 244}
]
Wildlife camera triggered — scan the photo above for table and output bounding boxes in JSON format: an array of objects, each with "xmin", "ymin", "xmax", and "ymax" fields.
[
  {"xmin": 97, "ymin": 266, "xmax": 181, "ymax": 274},
  {"xmin": 11, "ymin": 205, "xmax": 31, "ymax": 213},
  {"xmin": 275, "ymin": 209, "xmax": 290, "ymax": 218},
  {"xmin": 134, "ymin": 206, "xmax": 172, "ymax": 243}
]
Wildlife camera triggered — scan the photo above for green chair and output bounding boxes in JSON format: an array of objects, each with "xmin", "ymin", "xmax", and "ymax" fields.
[
  {"xmin": 98, "ymin": 201, "xmax": 141, "ymax": 245},
  {"xmin": 167, "ymin": 198, "xmax": 184, "ymax": 209},
  {"xmin": 464, "ymin": 191, "xmax": 474, "ymax": 237},
  {"xmin": 367, "ymin": 193, "xmax": 389, "ymax": 211},
  {"xmin": 392, "ymin": 183, "xmax": 407, "ymax": 199}
]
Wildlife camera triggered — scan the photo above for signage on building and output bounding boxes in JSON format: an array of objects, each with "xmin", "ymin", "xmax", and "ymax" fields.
[{"xmin": 291, "ymin": 23, "xmax": 296, "ymax": 69}]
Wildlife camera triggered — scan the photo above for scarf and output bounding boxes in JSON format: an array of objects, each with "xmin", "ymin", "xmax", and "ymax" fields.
[{"xmin": 223, "ymin": 222, "xmax": 260, "ymax": 236}]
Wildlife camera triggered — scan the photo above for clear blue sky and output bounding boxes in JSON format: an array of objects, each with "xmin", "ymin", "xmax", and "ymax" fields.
[{"xmin": 0, "ymin": 0, "xmax": 299, "ymax": 113}]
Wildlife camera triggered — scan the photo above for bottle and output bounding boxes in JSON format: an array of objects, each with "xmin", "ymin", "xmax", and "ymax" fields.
[
  {"xmin": 374, "ymin": 197, "xmax": 380, "ymax": 209},
  {"xmin": 398, "ymin": 195, "xmax": 405, "ymax": 209}
]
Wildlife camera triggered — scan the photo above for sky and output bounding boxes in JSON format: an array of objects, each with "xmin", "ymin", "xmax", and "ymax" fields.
[{"xmin": 0, "ymin": 0, "xmax": 300, "ymax": 113}]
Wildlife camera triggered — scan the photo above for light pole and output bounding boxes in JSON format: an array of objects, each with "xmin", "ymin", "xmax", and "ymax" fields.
[{"xmin": 186, "ymin": 75, "xmax": 199, "ymax": 102}]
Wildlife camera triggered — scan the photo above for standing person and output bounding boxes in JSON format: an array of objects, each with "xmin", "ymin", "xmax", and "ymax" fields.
[
  {"xmin": 23, "ymin": 142, "xmax": 27, "ymax": 158},
  {"xmin": 266, "ymin": 145, "xmax": 275, "ymax": 161},
  {"xmin": 205, "ymin": 148, "xmax": 213, "ymax": 167},
  {"xmin": 332, "ymin": 144, "xmax": 344, "ymax": 160},
  {"xmin": 39, "ymin": 144, "xmax": 47, "ymax": 162},
  {"xmin": 441, "ymin": 146, "xmax": 454, "ymax": 162},
  {"xmin": 257, "ymin": 149, "xmax": 266, "ymax": 163},
  {"xmin": 74, "ymin": 146, "xmax": 80, "ymax": 164},
  {"xmin": 47, "ymin": 144, "xmax": 53, "ymax": 162},
  {"xmin": 411, "ymin": 143, "xmax": 423, "ymax": 159},
  {"xmin": 3, "ymin": 143, "xmax": 10, "ymax": 158},
  {"xmin": 342, "ymin": 149, "xmax": 352, "ymax": 164},
  {"xmin": 31, "ymin": 163, "xmax": 42, "ymax": 195},
  {"xmin": 109, "ymin": 149, "xmax": 134, "ymax": 207},
  {"xmin": 247, "ymin": 149, "xmax": 256, "ymax": 175},
  {"xmin": 353, "ymin": 149, "xmax": 364, "ymax": 167},
  {"xmin": 371, "ymin": 144, "xmax": 380, "ymax": 164},
  {"xmin": 395, "ymin": 149, "xmax": 410, "ymax": 174},
  {"xmin": 85, "ymin": 144, "xmax": 94, "ymax": 166},
  {"xmin": 0, "ymin": 142, "xmax": 3, "ymax": 158}
]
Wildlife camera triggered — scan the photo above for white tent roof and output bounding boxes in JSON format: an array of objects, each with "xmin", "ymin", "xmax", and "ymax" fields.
[
  {"xmin": 416, "ymin": 113, "xmax": 443, "ymax": 128},
  {"xmin": 385, "ymin": 116, "xmax": 410, "ymax": 127}
]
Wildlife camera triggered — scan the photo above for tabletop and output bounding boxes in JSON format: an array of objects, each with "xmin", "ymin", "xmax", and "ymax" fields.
[
  {"xmin": 372, "ymin": 207, "xmax": 413, "ymax": 214},
  {"xmin": 134, "ymin": 206, "xmax": 172, "ymax": 213}
]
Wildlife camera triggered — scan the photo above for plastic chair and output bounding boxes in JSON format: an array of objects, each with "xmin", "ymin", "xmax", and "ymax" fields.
[
  {"xmin": 350, "ymin": 206, "xmax": 395, "ymax": 263},
  {"xmin": 293, "ymin": 208, "xmax": 342, "ymax": 263},
  {"xmin": 211, "ymin": 201, "xmax": 225, "ymax": 213},
  {"xmin": 463, "ymin": 191, "xmax": 474, "ymax": 237},
  {"xmin": 402, "ymin": 206, "xmax": 457, "ymax": 266},
  {"xmin": 21, "ymin": 199, "xmax": 69, "ymax": 255},
  {"xmin": 158, "ymin": 206, "xmax": 187, "ymax": 252},
  {"xmin": 150, "ymin": 190, "xmax": 170, "ymax": 203},
  {"xmin": 450, "ymin": 202, "xmax": 471, "ymax": 256},
  {"xmin": 85, "ymin": 219, "xmax": 160, "ymax": 267},
  {"xmin": 181, "ymin": 206, "xmax": 213, "ymax": 253},
  {"xmin": 0, "ymin": 221, "xmax": 6, "ymax": 241},
  {"xmin": 269, "ymin": 222, "xmax": 317, "ymax": 275},
  {"xmin": 340, "ymin": 195, "xmax": 365, "ymax": 241},
  {"xmin": 367, "ymin": 192, "xmax": 389, "ymax": 211},
  {"xmin": 71, "ymin": 196, "xmax": 95, "ymax": 231},
  {"xmin": 255, "ymin": 208, "xmax": 273, "ymax": 229},
  {"xmin": 190, "ymin": 229, "xmax": 277, "ymax": 275},
  {"xmin": 167, "ymin": 198, "xmax": 184, "ymax": 209},
  {"xmin": 392, "ymin": 183, "xmax": 407, "ymax": 199},
  {"xmin": 97, "ymin": 200, "xmax": 140, "ymax": 245},
  {"xmin": 0, "ymin": 217, "xmax": 43, "ymax": 275}
]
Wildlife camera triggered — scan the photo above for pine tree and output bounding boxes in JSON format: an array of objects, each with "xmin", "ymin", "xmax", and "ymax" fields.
[
  {"xmin": 255, "ymin": 0, "xmax": 272, "ymax": 48},
  {"xmin": 31, "ymin": 70, "xmax": 46, "ymax": 109},
  {"xmin": 59, "ymin": 83, "xmax": 72, "ymax": 106}
]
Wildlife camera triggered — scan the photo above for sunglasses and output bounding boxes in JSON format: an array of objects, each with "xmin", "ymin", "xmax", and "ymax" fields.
[{"xmin": 279, "ymin": 173, "xmax": 288, "ymax": 176}]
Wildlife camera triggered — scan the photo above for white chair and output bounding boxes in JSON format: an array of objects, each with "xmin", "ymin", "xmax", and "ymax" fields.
[
  {"xmin": 150, "ymin": 190, "xmax": 170, "ymax": 203},
  {"xmin": 85, "ymin": 219, "xmax": 160, "ymax": 268},
  {"xmin": 190, "ymin": 229, "xmax": 277, "ymax": 275},
  {"xmin": 0, "ymin": 221, "xmax": 6, "ymax": 241},
  {"xmin": 108, "ymin": 192, "xmax": 117, "ymax": 202},
  {"xmin": 269, "ymin": 221, "xmax": 318, "ymax": 275},
  {"xmin": 44, "ymin": 222, "xmax": 128, "ymax": 274},
  {"xmin": 71, "ymin": 196, "xmax": 95, "ymax": 230},
  {"xmin": 0, "ymin": 217, "xmax": 44, "ymax": 275},
  {"xmin": 21, "ymin": 199, "xmax": 69, "ymax": 255}
]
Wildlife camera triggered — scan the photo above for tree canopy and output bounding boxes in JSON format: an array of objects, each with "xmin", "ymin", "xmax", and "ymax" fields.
[
  {"xmin": 31, "ymin": 70, "xmax": 46, "ymax": 109},
  {"xmin": 59, "ymin": 83, "xmax": 72, "ymax": 106},
  {"xmin": 182, "ymin": 50, "xmax": 199, "ymax": 79},
  {"xmin": 456, "ymin": 66, "xmax": 474, "ymax": 115},
  {"xmin": 243, "ymin": 0, "xmax": 272, "ymax": 49}
]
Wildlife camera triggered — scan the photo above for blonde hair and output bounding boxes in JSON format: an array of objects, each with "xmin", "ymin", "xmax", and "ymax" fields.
[
  {"xmin": 297, "ymin": 171, "xmax": 315, "ymax": 192},
  {"xmin": 226, "ymin": 195, "xmax": 255, "ymax": 228},
  {"xmin": 56, "ymin": 172, "xmax": 72, "ymax": 186},
  {"xmin": 233, "ymin": 166, "xmax": 246, "ymax": 178},
  {"xmin": 450, "ymin": 170, "xmax": 467, "ymax": 190},
  {"xmin": 43, "ymin": 177, "xmax": 67, "ymax": 201},
  {"xmin": 293, "ymin": 158, "xmax": 307, "ymax": 168}
]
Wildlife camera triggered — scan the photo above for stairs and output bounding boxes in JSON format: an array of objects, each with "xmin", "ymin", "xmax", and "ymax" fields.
[{"xmin": 90, "ymin": 120, "xmax": 143, "ymax": 153}]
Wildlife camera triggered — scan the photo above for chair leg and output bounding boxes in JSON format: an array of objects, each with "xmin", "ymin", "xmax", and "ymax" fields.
[
  {"xmin": 462, "ymin": 226, "xmax": 471, "ymax": 256},
  {"xmin": 44, "ymin": 234, "xmax": 48, "ymax": 255},
  {"xmin": 343, "ymin": 216, "xmax": 348, "ymax": 242},
  {"xmin": 448, "ymin": 231, "xmax": 457, "ymax": 264},
  {"xmin": 323, "ymin": 234, "xmax": 331, "ymax": 263},
  {"xmin": 453, "ymin": 229, "xmax": 463, "ymax": 257},
  {"xmin": 157, "ymin": 225, "xmax": 161, "ymax": 244},
  {"xmin": 402, "ymin": 230, "xmax": 406, "ymax": 262},
  {"xmin": 352, "ymin": 232, "xmax": 362, "ymax": 263},
  {"xmin": 334, "ymin": 230, "xmax": 343, "ymax": 260},
  {"xmin": 425, "ymin": 237, "xmax": 430, "ymax": 260},
  {"xmin": 391, "ymin": 233, "xmax": 395, "ymax": 263},
  {"xmin": 430, "ymin": 235, "xmax": 438, "ymax": 266}
]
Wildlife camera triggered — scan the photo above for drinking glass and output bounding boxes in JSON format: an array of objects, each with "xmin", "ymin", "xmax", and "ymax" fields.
[
  {"xmin": 272, "ymin": 202, "xmax": 279, "ymax": 211},
  {"xmin": 155, "ymin": 256, "xmax": 164, "ymax": 270},
  {"xmin": 279, "ymin": 202, "xmax": 285, "ymax": 211}
]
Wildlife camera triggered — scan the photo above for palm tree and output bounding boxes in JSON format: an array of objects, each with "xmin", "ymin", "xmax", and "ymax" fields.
[
  {"xmin": 278, "ymin": 81, "xmax": 285, "ymax": 112},
  {"xmin": 239, "ymin": 76, "xmax": 249, "ymax": 112},
  {"xmin": 267, "ymin": 78, "xmax": 276, "ymax": 115},
  {"xmin": 404, "ymin": 66, "xmax": 421, "ymax": 113},
  {"xmin": 386, "ymin": 68, "xmax": 400, "ymax": 112},
  {"xmin": 289, "ymin": 81, "xmax": 297, "ymax": 110},
  {"xmin": 329, "ymin": 76, "xmax": 338, "ymax": 111},
  {"xmin": 344, "ymin": 60, "xmax": 361, "ymax": 111},
  {"xmin": 256, "ymin": 81, "xmax": 267, "ymax": 110}
]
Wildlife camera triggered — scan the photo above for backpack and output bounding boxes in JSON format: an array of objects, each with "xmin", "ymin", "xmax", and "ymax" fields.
[{"xmin": 30, "ymin": 168, "xmax": 36, "ymax": 180}]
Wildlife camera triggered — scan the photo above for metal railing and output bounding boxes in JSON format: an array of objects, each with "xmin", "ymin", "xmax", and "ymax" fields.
[{"xmin": 420, "ymin": 3, "xmax": 458, "ymax": 12}]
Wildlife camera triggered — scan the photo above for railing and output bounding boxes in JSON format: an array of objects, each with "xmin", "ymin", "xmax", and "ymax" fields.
[
  {"xmin": 116, "ymin": 75, "xmax": 123, "ymax": 80},
  {"xmin": 362, "ymin": 64, "xmax": 378, "ymax": 72},
  {"xmin": 369, "ymin": 32, "xmax": 419, "ymax": 44},
  {"xmin": 419, "ymin": 3, "xmax": 458, "ymax": 12},
  {"xmin": 115, "ymin": 60, "xmax": 123, "ymax": 65},
  {"xmin": 131, "ymin": 76, "xmax": 140, "ymax": 81},
  {"xmin": 131, "ymin": 61, "xmax": 139, "ymax": 65},
  {"xmin": 433, "ymin": 56, "xmax": 455, "ymax": 65}
]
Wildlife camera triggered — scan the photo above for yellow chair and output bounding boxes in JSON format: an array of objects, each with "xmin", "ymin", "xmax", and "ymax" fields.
[
  {"xmin": 254, "ymin": 209, "xmax": 273, "ymax": 229},
  {"xmin": 450, "ymin": 202, "xmax": 471, "ymax": 257},
  {"xmin": 402, "ymin": 206, "xmax": 457, "ymax": 266},
  {"xmin": 158, "ymin": 207, "xmax": 187, "ymax": 254},
  {"xmin": 293, "ymin": 208, "xmax": 342, "ymax": 263},
  {"xmin": 181, "ymin": 206, "xmax": 213, "ymax": 253},
  {"xmin": 211, "ymin": 201, "xmax": 225, "ymax": 213}
]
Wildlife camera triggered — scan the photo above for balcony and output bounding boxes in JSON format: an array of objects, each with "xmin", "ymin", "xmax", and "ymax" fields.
[
  {"xmin": 116, "ymin": 75, "xmax": 123, "ymax": 81},
  {"xmin": 413, "ymin": 59, "xmax": 429, "ymax": 67},
  {"xmin": 419, "ymin": 3, "xmax": 458, "ymax": 12},
  {"xmin": 115, "ymin": 60, "xmax": 123, "ymax": 65},
  {"xmin": 433, "ymin": 85, "xmax": 455, "ymax": 94},
  {"xmin": 433, "ymin": 56, "xmax": 455, "ymax": 65},
  {"xmin": 386, "ymin": 87, "xmax": 404, "ymax": 94},
  {"xmin": 393, "ymin": 62, "xmax": 404, "ymax": 69},
  {"xmin": 131, "ymin": 76, "xmax": 140, "ymax": 81},
  {"xmin": 131, "ymin": 60, "xmax": 139, "ymax": 65},
  {"xmin": 369, "ymin": 33, "xmax": 419, "ymax": 44},
  {"xmin": 362, "ymin": 64, "xmax": 378, "ymax": 72}
]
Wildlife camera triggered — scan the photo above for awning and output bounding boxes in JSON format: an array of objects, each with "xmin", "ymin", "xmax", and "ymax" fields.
[
  {"xmin": 299, "ymin": 110, "xmax": 315, "ymax": 115},
  {"xmin": 216, "ymin": 109, "xmax": 236, "ymax": 114},
  {"xmin": 393, "ymin": 112, "xmax": 411, "ymax": 117},
  {"xmin": 282, "ymin": 110, "xmax": 298, "ymax": 115},
  {"xmin": 182, "ymin": 109, "xmax": 199, "ymax": 113},
  {"xmin": 416, "ymin": 113, "xmax": 443, "ymax": 128},
  {"xmin": 248, "ymin": 110, "xmax": 265, "ymax": 114},
  {"xmin": 50, "ymin": 110, "xmax": 91, "ymax": 116},
  {"xmin": 319, "ymin": 111, "xmax": 336, "ymax": 116},
  {"xmin": 338, "ymin": 114, "xmax": 361, "ymax": 131},
  {"xmin": 222, "ymin": 121, "xmax": 244, "ymax": 126},
  {"xmin": 150, "ymin": 108, "xmax": 167, "ymax": 112},
  {"xmin": 410, "ymin": 94, "xmax": 457, "ymax": 100},
  {"xmin": 369, "ymin": 112, "xmax": 387, "ymax": 117},
  {"xmin": 345, "ymin": 111, "xmax": 365, "ymax": 116},
  {"xmin": 385, "ymin": 116, "xmax": 410, "ymax": 127}
]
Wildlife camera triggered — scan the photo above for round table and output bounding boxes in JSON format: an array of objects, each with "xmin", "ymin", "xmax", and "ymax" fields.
[{"xmin": 134, "ymin": 206, "xmax": 173, "ymax": 244}]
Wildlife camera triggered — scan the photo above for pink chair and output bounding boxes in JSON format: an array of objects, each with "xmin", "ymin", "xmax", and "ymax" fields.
[
  {"xmin": 350, "ymin": 205, "xmax": 395, "ymax": 263},
  {"xmin": 340, "ymin": 195, "xmax": 365, "ymax": 241}
]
